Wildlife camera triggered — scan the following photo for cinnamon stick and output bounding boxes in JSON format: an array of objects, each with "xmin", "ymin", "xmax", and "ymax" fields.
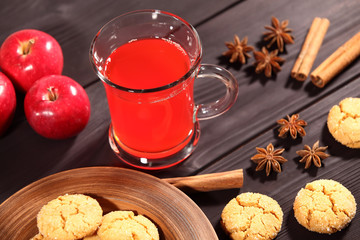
[
  {"xmin": 311, "ymin": 31, "xmax": 360, "ymax": 88},
  {"xmin": 291, "ymin": 17, "xmax": 330, "ymax": 81},
  {"xmin": 163, "ymin": 169, "xmax": 243, "ymax": 192}
]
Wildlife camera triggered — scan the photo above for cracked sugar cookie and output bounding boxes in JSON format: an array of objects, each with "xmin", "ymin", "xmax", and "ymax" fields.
[
  {"xmin": 31, "ymin": 232, "xmax": 100, "ymax": 240},
  {"xmin": 97, "ymin": 211, "xmax": 159, "ymax": 240},
  {"xmin": 221, "ymin": 192, "xmax": 283, "ymax": 240},
  {"xmin": 293, "ymin": 179, "xmax": 356, "ymax": 234},
  {"xmin": 83, "ymin": 234, "xmax": 100, "ymax": 240},
  {"xmin": 37, "ymin": 194, "xmax": 103, "ymax": 240},
  {"xmin": 30, "ymin": 233, "xmax": 45, "ymax": 240},
  {"xmin": 327, "ymin": 97, "xmax": 360, "ymax": 148}
]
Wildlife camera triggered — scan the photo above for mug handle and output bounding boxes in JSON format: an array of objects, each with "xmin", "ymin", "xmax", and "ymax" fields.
[{"xmin": 196, "ymin": 64, "xmax": 239, "ymax": 120}]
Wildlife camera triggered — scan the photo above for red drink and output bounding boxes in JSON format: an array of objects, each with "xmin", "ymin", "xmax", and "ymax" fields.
[{"xmin": 103, "ymin": 38, "xmax": 195, "ymax": 158}]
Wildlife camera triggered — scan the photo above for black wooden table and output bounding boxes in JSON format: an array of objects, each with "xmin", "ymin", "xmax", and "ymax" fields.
[{"xmin": 0, "ymin": 0, "xmax": 359, "ymax": 239}]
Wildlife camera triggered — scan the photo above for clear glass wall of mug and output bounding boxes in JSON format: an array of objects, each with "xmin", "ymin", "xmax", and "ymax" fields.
[{"xmin": 90, "ymin": 10, "xmax": 238, "ymax": 169}]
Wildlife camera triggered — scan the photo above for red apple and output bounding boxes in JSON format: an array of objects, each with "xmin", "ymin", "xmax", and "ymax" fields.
[
  {"xmin": 0, "ymin": 72, "xmax": 16, "ymax": 136},
  {"xmin": 24, "ymin": 75, "xmax": 90, "ymax": 139},
  {"xmin": 0, "ymin": 29, "xmax": 63, "ymax": 92}
]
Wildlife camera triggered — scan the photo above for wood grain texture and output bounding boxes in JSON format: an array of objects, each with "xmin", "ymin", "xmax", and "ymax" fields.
[
  {"xmin": 169, "ymin": 0, "xmax": 360, "ymax": 174},
  {"xmin": 0, "ymin": 167, "xmax": 218, "ymax": 240},
  {"xmin": 195, "ymin": 77, "xmax": 360, "ymax": 239},
  {"xmin": 0, "ymin": 0, "xmax": 359, "ymax": 239},
  {"xmin": 0, "ymin": 0, "xmax": 240, "ymax": 87},
  {"xmin": 0, "ymin": 0, "xmax": 240, "ymax": 201}
]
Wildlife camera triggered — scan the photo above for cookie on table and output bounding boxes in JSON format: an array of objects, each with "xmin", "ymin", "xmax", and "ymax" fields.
[
  {"xmin": 37, "ymin": 194, "xmax": 103, "ymax": 240},
  {"xmin": 327, "ymin": 97, "xmax": 360, "ymax": 148},
  {"xmin": 97, "ymin": 211, "xmax": 159, "ymax": 240},
  {"xmin": 293, "ymin": 179, "xmax": 357, "ymax": 234},
  {"xmin": 221, "ymin": 192, "xmax": 283, "ymax": 240}
]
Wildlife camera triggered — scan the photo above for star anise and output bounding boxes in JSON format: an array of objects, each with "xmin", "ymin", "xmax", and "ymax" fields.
[
  {"xmin": 251, "ymin": 143, "xmax": 287, "ymax": 176},
  {"xmin": 296, "ymin": 141, "xmax": 330, "ymax": 169},
  {"xmin": 253, "ymin": 47, "xmax": 285, "ymax": 77},
  {"xmin": 223, "ymin": 35, "xmax": 254, "ymax": 64},
  {"xmin": 277, "ymin": 114, "xmax": 307, "ymax": 139},
  {"xmin": 263, "ymin": 16, "xmax": 294, "ymax": 52}
]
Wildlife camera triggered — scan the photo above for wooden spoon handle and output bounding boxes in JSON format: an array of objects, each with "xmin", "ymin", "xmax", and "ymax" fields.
[{"xmin": 163, "ymin": 169, "xmax": 243, "ymax": 192}]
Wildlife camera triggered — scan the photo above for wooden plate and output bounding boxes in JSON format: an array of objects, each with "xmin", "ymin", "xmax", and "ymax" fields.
[{"xmin": 0, "ymin": 167, "xmax": 218, "ymax": 239}]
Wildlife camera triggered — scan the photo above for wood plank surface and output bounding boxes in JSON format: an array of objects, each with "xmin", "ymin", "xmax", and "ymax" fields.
[
  {"xmin": 0, "ymin": 0, "xmax": 359, "ymax": 239},
  {"xmin": 195, "ymin": 76, "xmax": 360, "ymax": 239},
  {"xmin": 0, "ymin": 0, "xmax": 240, "ymax": 87},
  {"xmin": 163, "ymin": 0, "xmax": 360, "ymax": 175},
  {"xmin": 0, "ymin": 0, "xmax": 240, "ymax": 201},
  {"xmin": 183, "ymin": 1, "xmax": 360, "ymax": 239}
]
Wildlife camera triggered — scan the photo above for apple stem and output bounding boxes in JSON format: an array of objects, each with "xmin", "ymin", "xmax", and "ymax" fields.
[
  {"xmin": 22, "ymin": 39, "xmax": 35, "ymax": 55},
  {"xmin": 47, "ymin": 87, "xmax": 58, "ymax": 101}
]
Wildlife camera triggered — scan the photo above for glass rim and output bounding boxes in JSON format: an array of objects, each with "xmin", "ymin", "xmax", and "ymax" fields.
[{"xmin": 89, "ymin": 9, "xmax": 203, "ymax": 93}]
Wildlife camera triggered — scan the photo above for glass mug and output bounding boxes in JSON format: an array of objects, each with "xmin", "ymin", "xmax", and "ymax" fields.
[{"xmin": 90, "ymin": 10, "xmax": 238, "ymax": 169}]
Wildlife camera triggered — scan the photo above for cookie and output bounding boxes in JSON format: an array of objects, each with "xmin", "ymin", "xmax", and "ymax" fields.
[
  {"xmin": 83, "ymin": 234, "xmax": 100, "ymax": 240},
  {"xmin": 327, "ymin": 97, "xmax": 360, "ymax": 148},
  {"xmin": 221, "ymin": 192, "xmax": 283, "ymax": 240},
  {"xmin": 31, "ymin": 231, "xmax": 100, "ymax": 240},
  {"xmin": 37, "ymin": 194, "xmax": 103, "ymax": 240},
  {"xmin": 97, "ymin": 211, "xmax": 159, "ymax": 240},
  {"xmin": 293, "ymin": 179, "xmax": 357, "ymax": 234},
  {"xmin": 30, "ymin": 233, "xmax": 46, "ymax": 240}
]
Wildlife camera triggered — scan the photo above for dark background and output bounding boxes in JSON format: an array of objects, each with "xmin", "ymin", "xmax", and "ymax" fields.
[{"xmin": 0, "ymin": 0, "xmax": 359, "ymax": 239}]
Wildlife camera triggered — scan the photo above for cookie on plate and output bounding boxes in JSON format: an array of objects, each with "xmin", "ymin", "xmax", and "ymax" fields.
[
  {"xmin": 327, "ymin": 97, "xmax": 360, "ymax": 148},
  {"xmin": 37, "ymin": 194, "xmax": 103, "ymax": 240},
  {"xmin": 221, "ymin": 192, "xmax": 283, "ymax": 240},
  {"xmin": 97, "ymin": 211, "xmax": 159, "ymax": 240},
  {"xmin": 293, "ymin": 179, "xmax": 357, "ymax": 234},
  {"xmin": 30, "ymin": 233, "xmax": 46, "ymax": 240},
  {"xmin": 83, "ymin": 234, "xmax": 100, "ymax": 240}
]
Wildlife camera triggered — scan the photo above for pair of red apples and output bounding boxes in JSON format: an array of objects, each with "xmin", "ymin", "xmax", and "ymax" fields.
[{"xmin": 0, "ymin": 29, "xmax": 90, "ymax": 139}]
